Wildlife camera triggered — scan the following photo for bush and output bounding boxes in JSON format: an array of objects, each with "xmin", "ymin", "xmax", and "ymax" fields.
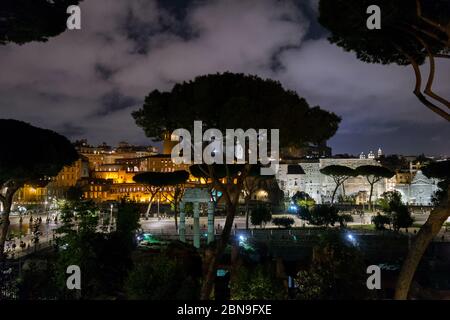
[
  {"xmin": 272, "ymin": 217, "xmax": 295, "ymax": 229},
  {"xmin": 250, "ymin": 206, "xmax": 272, "ymax": 228},
  {"xmin": 125, "ymin": 254, "xmax": 200, "ymax": 300},
  {"xmin": 295, "ymin": 231, "xmax": 371, "ymax": 299},
  {"xmin": 372, "ymin": 213, "xmax": 390, "ymax": 230},
  {"xmin": 300, "ymin": 205, "xmax": 340, "ymax": 227},
  {"xmin": 338, "ymin": 214, "xmax": 353, "ymax": 227},
  {"xmin": 391, "ymin": 205, "xmax": 414, "ymax": 232},
  {"xmin": 376, "ymin": 191, "xmax": 413, "ymax": 231},
  {"xmin": 231, "ymin": 265, "xmax": 286, "ymax": 300},
  {"xmin": 293, "ymin": 191, "xmax": 316, "ymax": 209}
]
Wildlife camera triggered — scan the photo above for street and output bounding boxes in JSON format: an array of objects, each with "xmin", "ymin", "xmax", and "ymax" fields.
[{"xmin": 5, "ymin": 211, "xmax": 449, "ymax": 259}]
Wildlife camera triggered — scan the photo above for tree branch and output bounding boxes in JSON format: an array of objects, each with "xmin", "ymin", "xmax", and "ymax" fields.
[
  {"xmin": 398, "ymin": 46, "xmax": 450, "ymax": 121},
  {"xmin": 416, "ymin": 0, "xmax": 450, "ymax": 36},
  {"xmin": 413, "ymin": 35, "xmax": 450, "ymax": 110},
  {"xmin": 408, "ymin": 23, "xmax": 448, "ymax": 46}
]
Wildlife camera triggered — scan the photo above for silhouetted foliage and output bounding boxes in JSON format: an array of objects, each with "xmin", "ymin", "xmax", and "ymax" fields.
[
  {"xmin": 295, "ymin": 231, "xmax": 370, "ymax": 299},
  {"xmin": 0, "ymin": 0, "xmax": 83, "ymax": 45},
  {"xmin": 55, "ymin": 201, "xmax": 139, "ymax": 299},
  {"xmin": 230, "ymin": 265, "xmax": 286, "ymax": 300},
  {"xmin": 372, "ymin": 213, "xmax": 391, "ymax": 230},
  {"xmin": 272, "ymin": 217, "xmax": 295, "ymax": 229},
  {"xmin": 300, "ymin": 205, "xmax": 341, "ymax": 227},
  {"xmin": 133, "ymin": 72, "xmax": 341, "ymax": 299},
  {"xmin": 250, "ymin": 206, "xmax": 272, "ymax": 228},
  {"xmin": 0, "ymin": 119, "xmax": 78, "ymax": 257},
  {"xmin": 125, "ymin": 254, "xmax": 201, "ymax": 300},
  {"xmin": 318, "ymin": 0, "xmax": 450, "ymax": 120}
]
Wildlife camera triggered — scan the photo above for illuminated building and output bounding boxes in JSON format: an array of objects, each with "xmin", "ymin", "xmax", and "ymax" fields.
[
  {"xmin": 15, "ymin": 157, "xmax": 89, "ymax": 204},
  {"xmin": 46, "ymin": 157, "xmax": 90, "ymax": 198},
  {"xmin": 139, "ymin": 154, "xmax": 189, "ymax": 172}
]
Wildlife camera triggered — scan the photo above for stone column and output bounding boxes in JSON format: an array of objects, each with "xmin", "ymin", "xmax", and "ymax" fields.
[
  {"xmin": 193, "ymin": 202, "xmax": 200, "ymax": 248},
  {"xmin": 207, "ymin": 201, "xmax": 214, "ymax": 244},
  {"xmin": 179, "ymin": 202, "xmax": 186, "ymax": 242}
]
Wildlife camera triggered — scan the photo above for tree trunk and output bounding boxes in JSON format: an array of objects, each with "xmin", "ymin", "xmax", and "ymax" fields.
[
  {"xmin": 394, "ymin": 189, "xmax": 450, "ymax": 299},
  {"xmin": 331, "ymin": 184, "xmax": 339, "ymax": 203},
  {"xmin": 0, "ymin": 196, "xmax": 12, "ymax": 259},
  {"xmin": 245, "ymin": 197, "xmax": 250, "ymax": 230},
  {"xmin": 145, "ymin": 201, "xmax": 152, "ymax": 219},
  {"xmin": 145, "ymin": 194, "xmax": 155, "ymax": 219},
  {"xmin": 368, "ymin": 182, "xmax": 374, "ymax": 211},
  {"xmin": 200, "ymin": 202, "xmax": 237, "ymax": 300},
  {"xmin": 174, "ymin": 202, "xmax": 179, "ymax": 232}
]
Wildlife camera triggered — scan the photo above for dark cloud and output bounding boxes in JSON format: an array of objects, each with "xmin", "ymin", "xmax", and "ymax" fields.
[
  {"xmin": 94, "ymin": 63, "xmax": 115, "ymax": 81},
  {"xmin": 0, "ymin": 0, "xmax": 448, "ymax": 156},
  {"xmin": 57, "ymin": 122, "xmax": 86, "ymax": 137},
  {"xmin": 97, "ymin": 89, "xmax": 139, "ymax": 116}
]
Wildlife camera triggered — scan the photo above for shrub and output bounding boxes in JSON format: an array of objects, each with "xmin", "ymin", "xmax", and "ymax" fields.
[{"xmin": 272, "ymin": 217, "xmax": 295, "ymax": 229}]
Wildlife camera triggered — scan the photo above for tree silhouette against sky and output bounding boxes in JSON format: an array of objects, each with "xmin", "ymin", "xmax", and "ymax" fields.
[
  {"xmin": 133, "ymin": 72, "xmax": 341, "ymax": 299},
  {"xmin": 319, "ymin": 0, "xmax": 450, "ymax": 121}
]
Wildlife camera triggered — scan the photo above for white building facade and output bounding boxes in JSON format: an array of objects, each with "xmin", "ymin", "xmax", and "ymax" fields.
[
  {"xmin": 276, "ymin": 158, "xmax": 438, "ymax": 206},
  {"xmin": 393, "ymin": 170, "xmax": 439, "ymax": 206}
]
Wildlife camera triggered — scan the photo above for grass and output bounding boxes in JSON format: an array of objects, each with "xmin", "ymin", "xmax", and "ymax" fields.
[{"xmin": 348, "ymin": 224, "xmax": 376, "ymax": 231}]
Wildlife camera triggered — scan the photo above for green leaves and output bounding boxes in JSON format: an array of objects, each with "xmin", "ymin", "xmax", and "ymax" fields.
[{"xmin": 231, "ymin": 265, "xmax": 285, "ymax": 300}]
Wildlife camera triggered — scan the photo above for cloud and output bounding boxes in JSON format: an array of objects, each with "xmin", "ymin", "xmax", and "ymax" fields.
[{"xmin": 0, "ymin": 0, "xmax": 448, "ymax": 156}]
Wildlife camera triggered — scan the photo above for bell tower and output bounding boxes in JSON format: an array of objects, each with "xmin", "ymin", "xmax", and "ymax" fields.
[{"xmin": 162, "ymin": 131, "xmax": 178, "ymax": 155}]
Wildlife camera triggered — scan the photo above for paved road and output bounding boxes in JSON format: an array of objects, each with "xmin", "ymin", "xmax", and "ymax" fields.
[
  {"xmin": 5, "ymin": 213, "xmax": 61, "ymax": 258},
  {"xmin": 138, "ymin": 212, "xmax": 435, "ymax": 233},
  {"xmin": 7, "ymin": 212, "xmax": 438, "ymax": 236},
  {"xmin": 5, "ymin": 211, "xmax": 449, "ymax": 258}
]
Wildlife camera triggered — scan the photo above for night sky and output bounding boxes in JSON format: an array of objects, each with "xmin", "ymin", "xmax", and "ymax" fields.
[{"xmin": 0, "ymin": 0, "xmax": 449, "ymax": 156}]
